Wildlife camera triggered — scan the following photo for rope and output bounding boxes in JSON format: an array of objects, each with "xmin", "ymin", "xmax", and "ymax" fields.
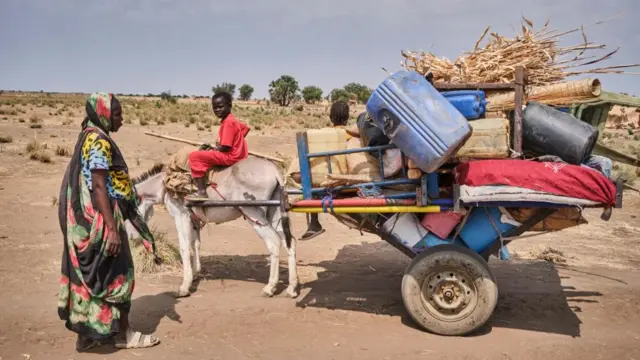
[
  {"xmin": 357, "ymin": 184, "xmax": 382, "ymax": 199},
  {"xmin": 484, "ymin": 207, "xmax": 506, "ymax": 259},
  {"xmin": 450, "ymin": 209, "xmax": 471, "ymax": 244},
  {"xmin": 321, "ymin": 195, "xmax": 335, "ymax": 214},
  {"xmin": 508, "ymin": 146, "xmax": 523, "ymax": 159}
]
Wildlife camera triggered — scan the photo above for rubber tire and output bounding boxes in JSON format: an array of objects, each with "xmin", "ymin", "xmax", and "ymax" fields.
[{"xmin": 401, "ymin": 244, "xmax": 498, "ymax": 336}]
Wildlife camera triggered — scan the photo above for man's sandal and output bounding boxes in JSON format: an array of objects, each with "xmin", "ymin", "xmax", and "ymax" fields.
[{"xmin": 299, "ymin": 228, "xmax": 325, "ymax": 241}]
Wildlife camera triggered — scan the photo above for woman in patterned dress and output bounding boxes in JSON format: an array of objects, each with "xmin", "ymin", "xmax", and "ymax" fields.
[{"xmin": 57, "ymin": 92, "xmax": 161, "ymax": 352}]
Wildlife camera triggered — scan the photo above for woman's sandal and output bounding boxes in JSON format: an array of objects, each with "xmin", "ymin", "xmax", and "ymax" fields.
[
  {"xmin": 76, "ymin": 335, "xmax": 100, "ymax": 353},
  {"xmin": 114, "ymin": 331, "xmax": 160, "ymax": 349}
]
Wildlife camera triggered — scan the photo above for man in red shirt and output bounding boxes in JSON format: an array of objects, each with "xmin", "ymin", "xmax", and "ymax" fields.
[{"xmin": 187, "ymin": 91, "xmax": 250, "ymax": 200}]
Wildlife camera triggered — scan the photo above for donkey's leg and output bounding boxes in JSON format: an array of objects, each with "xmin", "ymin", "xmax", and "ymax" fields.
[
  {"xmin": 244, "ymin": 208, "xmax": 281, "ymax": 297},
  {"xmin": 268, "ymin": 204, "xmax": 299, "ymax": 298},
  {"xmin": 283, "ymin": 236, "xmax": 298, "ymax": 298},
  {"xmin": 254, "ymin": 224, "xmax": 281, "ymax": 297},
  {"xmin": 270, "ymin": 209, "xmax": 300, "ymax": 299},
  {"xmin": 176, "ymin": 214, "xmax": 195, "ymax": 297},
  {"xmin": 191, "ymin": 226, "xmax": 202, "ymax": 276},
  {"xmin": 165, "ymin": 195, "xmax": 195, "ymax": 298}
]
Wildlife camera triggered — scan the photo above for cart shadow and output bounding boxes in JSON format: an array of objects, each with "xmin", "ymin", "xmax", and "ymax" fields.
[{"xmin": 296, "ymin": 241, "xmax": 601, "ymax": 337}]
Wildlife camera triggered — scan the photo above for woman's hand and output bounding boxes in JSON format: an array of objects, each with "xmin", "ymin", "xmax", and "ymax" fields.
[{"xmin": 106, "ymin": 226, "xmax": 121, "ymax": 256}]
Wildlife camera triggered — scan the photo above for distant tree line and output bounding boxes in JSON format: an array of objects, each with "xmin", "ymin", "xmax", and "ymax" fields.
[
  {"xmin": 210, "ymin": 77, "xmax": 373, "ymax": 107},
  {"xmin": 109, "ymin": 77, "xmax": 375, "ymax": 107}
]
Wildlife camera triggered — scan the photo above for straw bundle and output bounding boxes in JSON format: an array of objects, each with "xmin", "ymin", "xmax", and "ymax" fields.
[
  {"xmin": 486, "ymin": 78, "xmax": 602, "ymax": 111},
  {"xmin": 131, "ymin": 230, "xmax": 182, "ymax": 274},
  {"xmin": 401, "ymin": 15, "xmax": 639, "ymax": 86}
]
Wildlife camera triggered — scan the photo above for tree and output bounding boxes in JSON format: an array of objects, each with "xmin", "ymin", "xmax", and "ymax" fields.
[
  {"xmin": 238, "ymin": 84, "xmax": 254, "ymax": 101},
  {"xmin": 160, "ymin": 90, "xmax": 177, "ymax": 104},
  {"xmin": 343, "ymin": 82, "xmax": 373, "ymax": 104},
  {"xmin": 301, "ymin": 85, "xmax": 323, "ymax": 104},
  {"xmin": 212, "ymin": 82, "xmax": 236, "ymax": 99},
  {"xmin": 269, "ymin": 75, "xmax": 299, "ymax": 107},
  {"xmin": 330, "ymin": 88, "xmax": 350, "ymax": 102}
]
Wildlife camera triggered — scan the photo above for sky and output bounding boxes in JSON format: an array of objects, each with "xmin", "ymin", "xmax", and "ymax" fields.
[{"xmin": 1, "ymin": 0, "xmax": 639, "ymax": 98}]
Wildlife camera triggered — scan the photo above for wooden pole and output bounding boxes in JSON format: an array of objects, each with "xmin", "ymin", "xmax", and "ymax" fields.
[
  {"xmin": 513, "ymin": 66, "xmax": 526, "ymax": 155},
  {"xmin": 144, "ymin": 131, "xmax": 286, "ymax": 163},
  {"xmin": 624, "ymin": 183, "xmax": 640, "ymax": 194}
]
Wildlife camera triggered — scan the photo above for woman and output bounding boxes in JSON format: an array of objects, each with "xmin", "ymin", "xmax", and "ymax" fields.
[{"xmin": 57, "ymin": 92, "xmax": 161, "ymax": 352}]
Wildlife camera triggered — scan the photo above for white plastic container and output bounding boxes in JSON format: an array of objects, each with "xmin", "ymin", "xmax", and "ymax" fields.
[{"xmin": 382, "ymin": 213, "xmax": 428, "ymax": 250}]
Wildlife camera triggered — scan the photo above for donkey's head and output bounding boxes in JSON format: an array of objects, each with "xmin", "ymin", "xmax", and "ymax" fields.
[{"xmin": 125, "ymin": 163, "xmax": 166, "ymax": 238}]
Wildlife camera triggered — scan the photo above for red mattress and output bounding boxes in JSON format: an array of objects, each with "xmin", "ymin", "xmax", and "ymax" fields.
[{"xmin": 454, "ymin": 160, "xmax": 617, "ymax": 207}]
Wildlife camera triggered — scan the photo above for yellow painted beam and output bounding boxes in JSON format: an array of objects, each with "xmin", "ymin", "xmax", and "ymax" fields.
[{"xmin": 290, "ymin": 206, "xmax": 441, "ymax": 214}]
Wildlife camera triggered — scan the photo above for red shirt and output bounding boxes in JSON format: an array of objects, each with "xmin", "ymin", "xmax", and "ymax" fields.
[{"xmin": 217, "ymin": 113, "xmax": 249, "ymax": 162}]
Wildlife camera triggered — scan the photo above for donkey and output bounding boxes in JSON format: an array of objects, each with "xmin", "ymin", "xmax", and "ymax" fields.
[{"xmin": 126, "ymin": 157, "xmax": 299, "ymax": 299}]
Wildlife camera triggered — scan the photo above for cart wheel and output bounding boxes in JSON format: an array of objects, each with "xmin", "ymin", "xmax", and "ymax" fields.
[{"xmin": 401, "ymin": 244, "xmax": 498, "ymax": 336}]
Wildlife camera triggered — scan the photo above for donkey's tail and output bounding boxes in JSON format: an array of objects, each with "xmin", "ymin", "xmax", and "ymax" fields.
[{"xmin": 274, "ymin": 176, "xmax": 294, "ymax": 249}]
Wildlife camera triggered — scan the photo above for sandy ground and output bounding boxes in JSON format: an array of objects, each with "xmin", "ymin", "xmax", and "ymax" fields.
[{"xmin": 1, "ymin": 119, "xmax": 640, "ymax": 360}]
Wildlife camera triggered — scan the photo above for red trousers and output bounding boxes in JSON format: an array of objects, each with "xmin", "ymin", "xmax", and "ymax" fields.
[{"xmin": 188, "ymin": 150, "xmax": 236, "ymax": 178}]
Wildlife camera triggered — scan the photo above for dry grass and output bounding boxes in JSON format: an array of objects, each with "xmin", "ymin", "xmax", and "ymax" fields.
[
  {"xmin": 1, "ymin": 92, "xmax": 365, "ymax": 134},
  {"xmin": 29, "ymin": 114, "xmax": 43, "ymax": 129},
  {"xmin": 29, "ymin": 149, "xmax": 52, "ymax": 163},
  {"xmin": 613, "ymin": 163, "xmax": 639, "ymax": 184},
  {"xmin": 55, "ymin": 145, "xmax": 71, "ymax": 157},
  {"xmin": 529, "ymin": 246, "xmax": 567, "ymax": 264},
  {"xmin": 402, "ymin": 15, "xmax": 638, "ymax": 85},
  {"xmin": 130, "ymin": 229, "xmax": 181, "ymax": 274},
  {"xmin": 26, "ymin": 139, "xmax": 53, "ymax": 163}
]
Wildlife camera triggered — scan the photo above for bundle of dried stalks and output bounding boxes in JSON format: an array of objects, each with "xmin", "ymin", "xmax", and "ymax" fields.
[
  {"xmin": 486, "ymin": 78, "xmax": 601, "ymax": 111},
  {"xmin": 402, "ymin": 15, "xmax": 639, "ymax": 85}
]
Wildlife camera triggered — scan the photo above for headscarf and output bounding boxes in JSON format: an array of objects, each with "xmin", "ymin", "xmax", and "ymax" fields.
[{"xmin": 82, "ymin": 92, "xmax": 118, "ymax": 133}]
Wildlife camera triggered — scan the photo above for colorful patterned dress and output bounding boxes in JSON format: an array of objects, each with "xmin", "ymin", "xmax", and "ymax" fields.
[{"xmin": 57, "ymin": 93, "xmax": 157, "ymax": 341}]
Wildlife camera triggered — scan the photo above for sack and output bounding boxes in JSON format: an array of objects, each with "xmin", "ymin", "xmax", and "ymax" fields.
[
  {"xmin": 382, "ymin": 148, "xmax": 403, "ymax": 177},
  {"xmin": 357, "ymin": 112, "xmax": 390, "ymax": 149},
  {"xmin": 163, "ymin": 146, "xmax": 222, "ymax": 198},
  {"xmin": 506, "ymin": 207, "xmax": 587, "ymax": 231},
  {"xmin": 346, "ymin": 137, "xmax": 380, "ymax": 178}
]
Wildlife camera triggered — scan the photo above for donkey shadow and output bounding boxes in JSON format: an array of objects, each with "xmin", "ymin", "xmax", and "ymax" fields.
[{"xmin": 190, "ymin": 253, "xmax": 288, "ymax": 294}]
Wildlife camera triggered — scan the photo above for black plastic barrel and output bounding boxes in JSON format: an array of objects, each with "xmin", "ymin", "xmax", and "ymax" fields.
[
  {"xmin": 520, "ymin": 102, "xmax": 599, "ymax": 165},
  {"xmin": 357, "ymin": 112, "xmax": 390, "ymax": 148}
]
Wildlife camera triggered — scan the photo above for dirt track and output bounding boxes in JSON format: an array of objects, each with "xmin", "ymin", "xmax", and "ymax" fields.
[{"xmin": 1, "ymin": 120, "xmax": 640, "ymax": 359}]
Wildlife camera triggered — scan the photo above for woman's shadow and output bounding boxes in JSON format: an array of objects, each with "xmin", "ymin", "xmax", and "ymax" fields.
[{"xmin": 87, "ymin": 291, "xmax": 181, "ymax": 354}]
